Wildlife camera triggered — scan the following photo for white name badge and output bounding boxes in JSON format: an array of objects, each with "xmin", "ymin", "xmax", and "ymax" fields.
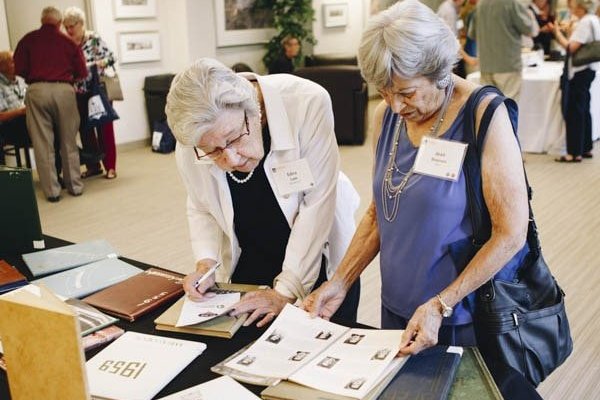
[
  {"xmin": 272, "ymin": 159, "xmax": 315, "ymax": 197},
  {"xmin": 413, "ymin": 137, "xmax": 468, "ymax": 181}
]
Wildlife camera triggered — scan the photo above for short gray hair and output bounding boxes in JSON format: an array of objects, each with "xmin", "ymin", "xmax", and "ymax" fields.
[
  {"xmin": 574, "ymin": 0, "xmax": 598, "ymax": 13},
  {"xmin": 358, "ymin": 0, "xmax": 459, "ymax": 89},
  {"xmin": 165, "ymin": 58, "xmax": 259, "ymax": 146},
  {"xmin": 41, "ymin": 6, "xmax": 62, "ymax": 23},
  {"xmin": 63, "ymin": 6, "xmax": 86, "ymax": 26}
]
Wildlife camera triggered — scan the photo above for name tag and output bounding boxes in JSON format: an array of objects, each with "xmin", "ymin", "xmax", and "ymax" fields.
[
  {"xmin": 413, "ymin": 137, "xmax": 467, "ymax": 181},
  {"xmin": 272, "ymin": 159, "xmax": 315, "ymax": 197}
]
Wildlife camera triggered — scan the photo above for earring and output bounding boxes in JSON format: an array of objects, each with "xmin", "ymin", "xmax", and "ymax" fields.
[{"xmin": 436, "ymin": 75, "xmax": 451, "ymax": 90}]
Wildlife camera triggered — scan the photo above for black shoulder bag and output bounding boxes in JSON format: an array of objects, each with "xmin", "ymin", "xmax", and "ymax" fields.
[{"xmin": 461, "ymin": 86, "xmax": 573, "ymax": 387}]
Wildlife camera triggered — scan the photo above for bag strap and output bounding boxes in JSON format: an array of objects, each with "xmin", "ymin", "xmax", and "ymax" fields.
[{"xmin": 462, "ymin": 86, "xmax": 541, "ymax": 261}]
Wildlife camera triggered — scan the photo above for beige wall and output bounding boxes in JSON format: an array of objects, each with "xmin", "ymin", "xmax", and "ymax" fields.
[{"xmin": 0, "ymin": 0, "xmax": 366, "ymax": 144}]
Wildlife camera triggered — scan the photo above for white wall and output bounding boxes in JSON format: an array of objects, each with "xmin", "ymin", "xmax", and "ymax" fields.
[
  {"xmin": 0, "ymin": 0, "xmax": 9, "ymax": 50},
  {"xmin": 1, "ymin": 0, "xmax": 369, "ymax": 144},
  {"xmin": 312, "ymin": 0, "xmax": 365, "ymax": 55}
]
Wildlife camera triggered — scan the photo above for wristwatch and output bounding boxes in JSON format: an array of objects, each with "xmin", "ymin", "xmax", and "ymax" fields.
[{"xmin": 436, "ymin": 294, "xmax": 453, "ymax": 318}]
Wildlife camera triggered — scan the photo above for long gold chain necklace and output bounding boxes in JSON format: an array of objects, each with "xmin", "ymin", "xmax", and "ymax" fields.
[{"xmin": 381, "ymin": 78, "xmax": 455, "ymax": 222}]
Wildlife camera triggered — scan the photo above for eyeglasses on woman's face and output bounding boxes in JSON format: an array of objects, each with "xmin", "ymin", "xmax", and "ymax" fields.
[{"xmin": 194, "ymin": 111, "xmax": 250, "ymax": 161}]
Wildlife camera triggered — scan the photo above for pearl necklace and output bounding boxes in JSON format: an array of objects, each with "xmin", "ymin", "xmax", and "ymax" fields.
[
  {"xmin": 227, "ymin": 169, "xmax": 254, "ymax": 184},
  {"xmin": 381, "ymin": 77, "xmax": 455, "ymax": 222}
]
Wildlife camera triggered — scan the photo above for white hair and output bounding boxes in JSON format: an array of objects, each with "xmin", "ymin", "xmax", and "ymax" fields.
[
  {"xmin": 358, "ymin": 0, "xmax": 460, "ymax": 89},
  {"xmin": 63, "ymin": 6, "xmax": 86, "ymax": 26},
  {"xmin": 574, "ymin": 0, "xmax": 598, "ymax": 13},
  {"xmin": 166, "ymin": 58, "xmax": 259, "ymax": 146},
  {"xmin": 41, "ymin": 6, "xmax": 62, "ymax": 23}
]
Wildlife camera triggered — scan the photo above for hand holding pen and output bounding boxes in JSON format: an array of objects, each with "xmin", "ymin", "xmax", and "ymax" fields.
[{"xmin": 182, "ymin": 260, "xmax": 221, "ymax": 301}]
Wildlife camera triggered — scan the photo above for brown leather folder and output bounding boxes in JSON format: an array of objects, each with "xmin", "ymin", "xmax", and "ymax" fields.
[
  {"xmin": 0, "ymin": 260, "xmax": 27, "ymax": 293},
  {"xmin": 82, "ymin": 267, "xmax": 184, "ymax": 321}
]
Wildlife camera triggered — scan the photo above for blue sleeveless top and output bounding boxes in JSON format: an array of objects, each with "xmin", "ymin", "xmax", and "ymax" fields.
[{"xmin": 373, "ymin": 106, "xmax": 528, "ymax": 325}]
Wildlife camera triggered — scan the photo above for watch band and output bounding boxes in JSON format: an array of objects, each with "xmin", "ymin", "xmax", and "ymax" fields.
[{"xmin": 436, "ymin": 293, "xmax": 453, "ymax": 318}]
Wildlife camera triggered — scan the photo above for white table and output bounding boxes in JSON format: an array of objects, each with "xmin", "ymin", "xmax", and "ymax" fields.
[{"xmin": 467, "ymin": 61, "xmax": 600, "ymax": 154}]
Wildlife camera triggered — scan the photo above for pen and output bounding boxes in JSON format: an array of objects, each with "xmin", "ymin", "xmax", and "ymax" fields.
[{"xmin": 193, "ymin": 262, "xmax": 221, "ymax": 289}]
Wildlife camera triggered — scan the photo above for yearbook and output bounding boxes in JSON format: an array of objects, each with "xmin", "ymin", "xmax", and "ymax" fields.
[
  {"xmin": 86, "ymin": 331, "xmax": 206, "ymax": 400},
  {"xmin": 22, "ymin": 239, "xmax": 118, "ymax": 277},
  {"xmin": 83, "ymin": 267, "xmax": 184, "ymax": 321},
  {"xmin": 212, "ymin": 304, "xmax": 407, "ymax": 399}
]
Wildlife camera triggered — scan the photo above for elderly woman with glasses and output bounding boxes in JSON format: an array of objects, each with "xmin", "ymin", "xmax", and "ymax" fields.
[
  {"xmin": 165, "ymin": 58, "xmax": 360, "ymax": 327},
  {"xmin": 303, "ymin": 1, "xmax": 540, "ymax": 396}
]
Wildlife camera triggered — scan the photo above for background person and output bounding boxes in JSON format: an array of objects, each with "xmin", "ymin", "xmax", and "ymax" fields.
[
  {"xmin": 14, "ymin": 6, "xmax": 87, "ymax": 202},
  {"xmin": 166, "ymin": 58, "xmax": 360, "ymax": 327},
  {"xmin": 268, "ymin": 35, "xmax": 301, "ymax": 74},
  {"xmin": 553, "ymin": 0, "xmax": 600, "ymax": 162},
  {"xmin": 530, "ymin": 0, "xmax": 556, "ymax": 54},
  {"xmin": 0, "ymin": 50, "xmax": 27, "ymax": 165},
  {"xmin": 63, "ymin": 6, "xmax": 118, "ymax": 179},
  {"xmin": 303, "ymin": 1, "xmax": 540, "ymax": 398},
  {"xmin": 470, "ymin": 0, "xmax": 538, "ymax": 100}
]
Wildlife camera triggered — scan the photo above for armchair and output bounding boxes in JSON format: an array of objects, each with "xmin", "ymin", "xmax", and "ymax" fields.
[{"xmin": 294, "ymin": 54, "xmax": 367, "ymax": 145}]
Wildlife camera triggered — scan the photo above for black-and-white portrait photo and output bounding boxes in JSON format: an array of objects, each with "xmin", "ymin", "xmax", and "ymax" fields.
[
  {"xmin": 266, "ymin": 330, "xmax": 283, "ymax": 344},
  {"xmin": 289, "ymin": 351, "xmax": 310, "ymax": 362},
  {"xmin": 345, "ymin": 378, "xmax": 366, "ymax": 390},
  {"xmin": 315, "ymin": 330, "xmax": 332, "ymax": 340},
  {"xmin": 344, "ymin": 334, "xmax": 365, "ymax": 345},
  {"xmin": 237, "ymin": 355, "xmax": 256, "ymax": 366},
  {"xmin": 197, "ymin": 311, "xmax": 218, "ymax": 318},
  {"xmin": 371, "ymin": 348, "xmax": 390, "ymax": 360},
  {"xmin": 224, "ymin": 0, "xmax": 273, "ymax": 31},
  {"xmin": 317, "ymin": 356, "xmax": 340, "ymax": 369}
]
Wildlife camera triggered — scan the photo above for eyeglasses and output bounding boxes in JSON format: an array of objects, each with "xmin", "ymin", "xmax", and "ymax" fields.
[{"xmin": 194, "ymin": 111, "xmax": 250, "ymax": 161}]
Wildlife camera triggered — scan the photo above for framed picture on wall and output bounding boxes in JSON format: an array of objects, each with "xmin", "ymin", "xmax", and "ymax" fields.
[
  {"xmin": 118, "ymin": 31, "xmax": 161, "ymax": 63},
  {"xmin": 323, "ymin": 2, "xmax": 349, "ymax": 28},
  {"xmin": 214, "ymin": 0, "xmax": 275, "ymax": 47},
  {"xmin": 113, "ymin": 0, "xmax": 157, "ymax": 19}
]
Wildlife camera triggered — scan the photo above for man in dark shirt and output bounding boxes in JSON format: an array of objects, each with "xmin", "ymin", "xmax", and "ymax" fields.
[
  {"xmin": 268, "ymin": 35, "xmax": 301, "ymax": 74},
  {"xmin": 14, "ymin": 6, "xmax": 87, "ymax": 202}
]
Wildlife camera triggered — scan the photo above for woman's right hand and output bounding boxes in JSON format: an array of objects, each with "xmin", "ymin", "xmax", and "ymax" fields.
[
  {"xmin": 302, "ymin": 279, "xmax": 348, "ymax": 320},
  {"xmin": 182, "ymin": 259, "xmax": 218, "ymax": 301}
]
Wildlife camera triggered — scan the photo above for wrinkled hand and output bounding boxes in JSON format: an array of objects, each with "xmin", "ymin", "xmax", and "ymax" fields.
[
  {"xmin": 398, "ymin": 299, "xmax": 443, "ymax": 356},
  {"xmin": 301, "ymin": 279, "xmax": 347, "ymax": 320},
  {"xmin": 182, "ymin": 259, "xmax": 218, "ymax": 301},
  {"xmin": 229, "ymin": 289, "xmax": 294, "ymax": 328}
]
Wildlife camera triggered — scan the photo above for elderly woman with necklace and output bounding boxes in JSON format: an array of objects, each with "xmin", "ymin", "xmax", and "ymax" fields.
[
  {"xmin": 304, "ymin": 1, "xmax": 535, "ymax": 394},
  {"xmin": 63, "ymin": 6, "xmax": 118, "ymax": 180},
  {"xmin": 166, "ymin": 58, "xmax": 360, "ymax": 328}
]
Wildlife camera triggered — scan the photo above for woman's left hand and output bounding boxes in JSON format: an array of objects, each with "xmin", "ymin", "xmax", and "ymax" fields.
[
  {"xmin": 398, "ymin": 298, "xmax": 443, "ymax": 356},
  {"xmin": 229, "ymin": 289, "xmax": 294, "ymax": 328}
]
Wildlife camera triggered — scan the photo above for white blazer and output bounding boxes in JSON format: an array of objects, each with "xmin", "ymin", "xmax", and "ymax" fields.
[{"xmin": 175, "ymin": 73, "xmax": 359, "ymax": 300}]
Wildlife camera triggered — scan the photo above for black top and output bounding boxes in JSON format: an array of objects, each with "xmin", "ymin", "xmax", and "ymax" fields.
[
  {"xmin": 227, "ymin": 126, "xmax": 291, "ymax": 285},
  {"xmin": 268, "ymin": 55, "xmax": 294, "ymax": 74}
]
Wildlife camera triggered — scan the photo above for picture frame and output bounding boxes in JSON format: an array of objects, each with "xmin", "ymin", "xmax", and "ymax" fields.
[
  {"xmin": 113, "ymin": 0, "xmax": 157, "ymax": 19},
  {"xmin": 323, "ymin": 2, "xmax": 349, "ymax": 28},
  {"xmin": 118, "ymin": 31, "xmax": 161, "ymax": 64},
  {"xmin": 214, "ymin": 0, "xmax": 275, "ymax": 47}
]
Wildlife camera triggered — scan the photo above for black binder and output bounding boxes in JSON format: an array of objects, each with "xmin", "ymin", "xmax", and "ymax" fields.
[
  {"xmin": 379, "ymin": 345, "xmax": 462, "ymax": 400},
  {"xmin": 0, "ymin": 166, "xmax": 44, "ymax": 254}
]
